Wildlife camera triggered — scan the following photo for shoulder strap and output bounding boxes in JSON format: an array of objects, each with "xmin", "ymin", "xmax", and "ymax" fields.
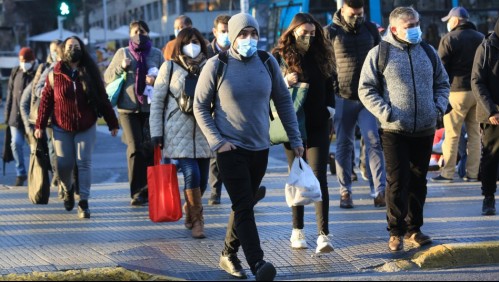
[
  {"xmin": 377, "ymin": 40, "xmax": 390, "ymax": 75},
  {"xmin": 257, "ymin": 50, "xmax": 273, "ymax": 80},
  {"xmin": 167, "ymin": 61, "xmax": 174, "ymax": 98},
  {"xmin": 216, "ymin": 51, "xmax": 228, "ymax": 91},
  {"xmin": 420, "ymin": 41, "xmax": 437, "ymax": 74},
  {"xmin": 326, "ymin": 24, "xmax": 338, "ymax": 42},
  {"xmin": 48, "ymin": 71, "xmax": 54, "ymax": 88}
]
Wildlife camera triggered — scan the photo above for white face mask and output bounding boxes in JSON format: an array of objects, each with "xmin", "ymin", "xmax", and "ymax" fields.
[
  {"xmin": 182, "ymin": 43, "xmax": 201, "ymax": 58},
  {"xmin": 20, "ymin": 62, "xmax": 33, "ymax": 72},
  {"xmin": 447, "ymin": 22, "xmax": 453, "ymax": 32}
]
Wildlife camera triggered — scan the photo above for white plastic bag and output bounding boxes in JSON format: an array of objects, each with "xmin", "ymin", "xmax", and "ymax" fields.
[{"xmin": 285, "ymin": 157, "xmax": 322, "ymax": 207}]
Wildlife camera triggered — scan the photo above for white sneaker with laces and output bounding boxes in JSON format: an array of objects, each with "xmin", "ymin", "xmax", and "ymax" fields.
[
  {"xmin": 316, "ymin": 232, "xmax": 334, "ymax": 253},
  {"xmin": 290, "ymin": 229, "xmax": 307, "ymax": 249}
]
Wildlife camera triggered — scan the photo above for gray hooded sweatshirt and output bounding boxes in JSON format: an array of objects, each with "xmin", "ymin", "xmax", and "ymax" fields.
[{"xmin": 358, "ymin": 30, "xmax": 450, "ymax": 136}]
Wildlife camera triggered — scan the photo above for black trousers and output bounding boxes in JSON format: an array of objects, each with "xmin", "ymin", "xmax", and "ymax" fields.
[
  {"xmin": 480, "ymin": 124, "xmax": 499, "ymax": 196},
  {"xmin": 284, "ymin": 124, "xmax": 330, "ymax": 235},
  {"xmin": 209, "ymin": 157, "xmax": 223, "ymax": 197},
  {"xmin": 380, "ymin": 131, "xmax": 433, "ymax": 236},
  {"xmin": 217, "ymin": 147, "xmax": 268, "ymax": 272},
  {"xmin": 119, "ymin": 112, "xmax": 153, "ymax": 198}
]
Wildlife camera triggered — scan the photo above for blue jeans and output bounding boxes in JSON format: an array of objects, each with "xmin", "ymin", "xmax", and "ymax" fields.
[
  {"xmin": 334, "ymin": 96, "xmax": 386, "ymax": 196},
  {"xmin": 175, "ymin": 158, "xmax": 210, "ymax": 193},
  {"xmin": 10, "ymin": 126, "xmax": 27, "ymax": 177}
]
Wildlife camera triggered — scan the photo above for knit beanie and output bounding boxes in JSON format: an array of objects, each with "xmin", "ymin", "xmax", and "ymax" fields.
[
  {"xmin": 228, "ymin": 13, "xmax": 259, "ymax": 47},
  {"xmin": 19, "ymin": 47, "xmax": 35, "ymax": 61}
]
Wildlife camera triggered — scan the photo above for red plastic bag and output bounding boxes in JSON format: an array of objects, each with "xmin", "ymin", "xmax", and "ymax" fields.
[{"xmin": 147, "ymin": 147, "xmax": 182, "ymax": 222}]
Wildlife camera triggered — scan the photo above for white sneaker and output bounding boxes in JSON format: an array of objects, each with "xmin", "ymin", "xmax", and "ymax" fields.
[
  {"xmin": 290, "ymin": 229, "xmax": 307, "ymax": 249},
  {"xmin": 316, "ymin": 232, "xmax": 334, "ymax": 253}
]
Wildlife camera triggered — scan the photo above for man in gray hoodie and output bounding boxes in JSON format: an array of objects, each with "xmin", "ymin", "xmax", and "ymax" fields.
[
  {"xmin": 358, "ymin": 6, "xmax": 450, "ymax": 252},
  {"xmin": 194, "ymin": 13, "xmax": 303, "ymax": 281}
]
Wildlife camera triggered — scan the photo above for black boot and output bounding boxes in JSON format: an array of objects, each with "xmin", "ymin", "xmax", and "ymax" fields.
[
  {"xmin": 482, "ymin": 195, "xmax": 496, "ymax": 216},
  {"xmin": 64, "ymin": 189, "xmax": 75, "ymax": 211},
  {"xmin": 78, "ymin": 200, "xmax": 90, "ymax": 219},
  {"xmin": 14, "ymin": 175, "xmax": 27, "ymax": 186}
]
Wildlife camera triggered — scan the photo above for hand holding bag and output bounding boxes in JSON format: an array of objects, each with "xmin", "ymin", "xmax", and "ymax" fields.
[
  {"xmin": 269, "ymin": 82, "xmax": 308, "ymax": 145},
  {"xmin": 285, "ymin": 157, "xmax": 322, "ymax": 207},
  {"xmin": 106, "ymin": 72, "xmax": 126, "ymax": 107},
  {"xmin": 147, "ymin": 147, "xmax": 182, "ymax": 222}
]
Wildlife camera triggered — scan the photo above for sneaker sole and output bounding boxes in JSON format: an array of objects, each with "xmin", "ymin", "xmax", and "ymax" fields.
[
  {"xmin": 255, "ymin": 262, "xmax": 276, "ymax": 281},
  {"xmin": 291, "ymin": 242, "xmax": 308, "ymax": 249},
  {"xmin": 315, "ymin": 244, "xmax": 334, "ymax": 253},
  {"xmin": 219, "ymin": 262, "xmax": 247, "ymax": 279},
  {"xmin": 404, "ymin": 238, "xmax": 432, "ymax": 247}
]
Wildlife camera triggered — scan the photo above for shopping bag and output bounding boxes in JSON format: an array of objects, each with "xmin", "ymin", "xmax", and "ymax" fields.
[
  {"xmin": 28, "ymin": 138, "xmax": 51, "ymax": 205},
  {"xmin": 147, "ymin": 146, "xmax": 182, "ymax": 222},
  {"xmin": 285, "ymin": 157, "xmax": 322, "ymax": 207},
  {"xmin": 269, "ymin": 83, "xmax": 308, "ymax": 145},
  {"xmin": 106, "ymin": 72, "xmax": 126, "ymax": 107}
]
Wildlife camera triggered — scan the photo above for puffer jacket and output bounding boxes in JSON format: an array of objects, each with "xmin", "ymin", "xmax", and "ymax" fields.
[
  {"xmin": 324, "ymin": 9, "xmax": 380, "ymax": 100},
  {"xmin": 104, "ymin": 46, "xmax": 164, "ymax": 113},
  {"xmin": 149, "ymin": 60, "xmax": 213, "ymax": 159},
  {"xmin": 358, "ymin": 31, "xmax": 450, "ymax": 136},
  {"xmin": 472, "ymin": 33, "xmax": 499, "ymax": 124}
]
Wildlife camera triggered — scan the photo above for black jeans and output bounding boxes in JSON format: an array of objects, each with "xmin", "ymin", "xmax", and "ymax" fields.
[
  {"xmin": 209, "ymin": 157, "xmax": 223, "ymax": 197},
  {"xmin": 119, "ymin": 112, "xmax": 153, "ymax": 198},
  {"xmin": 380, "ymin": 131, "xmax": 433, "ymax": 236},
  {"xmin": 284, "ymin": 124, "xmax": 330, "ymax": 235},
  {"xmin": 217, "ymin": 147, "xmax": 268, "ymax": 271},
  {"xmin": 480, "ymin": 124, "xmax": 499, "ymax": 196}
]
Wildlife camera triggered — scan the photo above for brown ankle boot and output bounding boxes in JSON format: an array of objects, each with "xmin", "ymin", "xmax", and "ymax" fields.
[
  {"xmin": 183, "ymin": 191, "xmax": 193, "ymax": 230},
  {"xmin": 186, "ymin": 188, "xmax": 205, "ymax": 239}
]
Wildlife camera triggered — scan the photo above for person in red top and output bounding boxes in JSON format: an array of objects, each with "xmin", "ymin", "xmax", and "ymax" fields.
[{"xmin": 35, "ymin": 36, "xmax": 119, "ymax": 219}]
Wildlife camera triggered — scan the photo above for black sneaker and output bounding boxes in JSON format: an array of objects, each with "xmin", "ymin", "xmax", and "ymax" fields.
[
  {"xmin": 77, "ymin": 200, "xmax": 90, "ymax": 219},
  {"xmin": 351, "ymin": 171, "xmax": 358, "ymax": 182},
  {"xmin": 219, "ymin": 254, "xmax": 247, "ymax": 279},
  {"xmin": 130, "ymin": 196, "xmax": 148, "ymax": 206},
  {"xmin": 64, "ymin": 190, "xmax": 75, "ymax": 211},
  {"xmin": 254, "ymin": 186, "xmax": 266, "ymax": 205},
  {"xmin": 253, "ymin": 260, "xmax": 276, "ymax": 281},
  {"xmin": 482, "ymin": 195, "xmax": 496, "ymax": 216},
  {"xmin": 208, "ymin": 194, "xmax": 221, "ymax": 205},
  {"xmin": 404, "ymin": 232, "xmax": 432, "ymax": 247},
  {"xmin": 430, "ymin": 175, "xmax": 453, "ymax": 183}
]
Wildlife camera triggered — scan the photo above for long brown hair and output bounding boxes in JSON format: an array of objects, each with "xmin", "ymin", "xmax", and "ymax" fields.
[{"xmin": 272, "ymin": 13, "xmax": 334, "ymax": 77}]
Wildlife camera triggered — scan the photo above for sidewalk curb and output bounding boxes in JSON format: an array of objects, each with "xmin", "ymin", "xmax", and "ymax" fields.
[
  {"xmin": 380, "ymin": 241, "xmax": 499, "ymax": 272},
  {"xmin": 412, "ymin": 241, "xmax": 499, "ymax": 269},
  {"xmin": 0, "ymin": 267, "xmax": 184, "ymax": 281}
]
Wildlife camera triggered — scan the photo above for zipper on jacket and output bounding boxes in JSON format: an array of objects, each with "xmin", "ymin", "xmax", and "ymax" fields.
[
  {"xmin": 407, "ymin": 47, "xmax": 418, "ymax": 133},
  {"xmin": 73, "ymin": 80, "xmax": 79, "ymax": 131}
]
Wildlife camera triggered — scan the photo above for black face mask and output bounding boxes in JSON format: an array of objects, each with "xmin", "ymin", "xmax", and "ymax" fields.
[
  {"xmin": 295, "ymin": 35, "xmax": 315, "ymax": 53},
  {"xmin": 65, "ymin": 49, "xmax": 82, "ymax": 63},
  {"xmin": 344, "ymin": 15, "xmax": 365, "ymax": 29},
  {"xmin": 131, "ymin": 34, "xmax": 150, "ymax": 45}
]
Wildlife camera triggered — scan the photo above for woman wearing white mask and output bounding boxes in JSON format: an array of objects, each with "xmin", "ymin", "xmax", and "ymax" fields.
[
  {"xmin": 104, "ymin": 20, "xmax": 164, "ymax": 207},
  {"xmin": 150, "ymin": 27, "xmax": 212, "ymax": 239}
]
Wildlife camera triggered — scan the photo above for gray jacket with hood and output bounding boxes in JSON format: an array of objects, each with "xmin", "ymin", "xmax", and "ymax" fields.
[{"xmin": 358, "ymin": 31, "xmax": 450, "ymax": 136}]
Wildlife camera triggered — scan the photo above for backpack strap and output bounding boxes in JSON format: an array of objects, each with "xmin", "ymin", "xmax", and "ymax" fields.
[
  {"xmin": 257, "ymin": 50, "xmax": 273, "ymax": 80},
  {"xmin": 376, "ymin": 40, "xmax": 390, "ymax": 94},
  {"xmin": 420, "ymin": 41, "xmax": 437, "ymax": 74},
  {"xmin": 216, "ymin": 51, "xmax": 228, "ymax": 92}
]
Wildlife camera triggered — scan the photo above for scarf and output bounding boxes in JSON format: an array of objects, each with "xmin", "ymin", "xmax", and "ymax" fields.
[
  {"xmin": 178, "ymin": 53, "xmax": 207, "ymax": 75},
  {"xmin": 128, "ymin": 39, "xmax": 152, "ymax": 104}
]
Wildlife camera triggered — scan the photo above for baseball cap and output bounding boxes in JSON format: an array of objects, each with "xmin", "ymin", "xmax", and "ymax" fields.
[{"xmin": 441, "ymin": 7, "xmax": 469, "ymax": 22}]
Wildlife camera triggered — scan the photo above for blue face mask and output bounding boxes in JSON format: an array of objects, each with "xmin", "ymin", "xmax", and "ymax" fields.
[
  {"xmin": 217, "ymin": 32, "xmax": 230, "ymax": 48},
  {"xmin": 236, "ymin": 38, "xmax": 258, "ymax": 57},
  {"xmin": 405, "ymin": 26, "xmax": 422, "ymax": 44}
]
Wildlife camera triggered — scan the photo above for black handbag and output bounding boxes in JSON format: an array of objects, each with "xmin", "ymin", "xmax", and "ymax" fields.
[{"xmin": 28, "ymin": 138, "xmax": 51, "ymax": 205}]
